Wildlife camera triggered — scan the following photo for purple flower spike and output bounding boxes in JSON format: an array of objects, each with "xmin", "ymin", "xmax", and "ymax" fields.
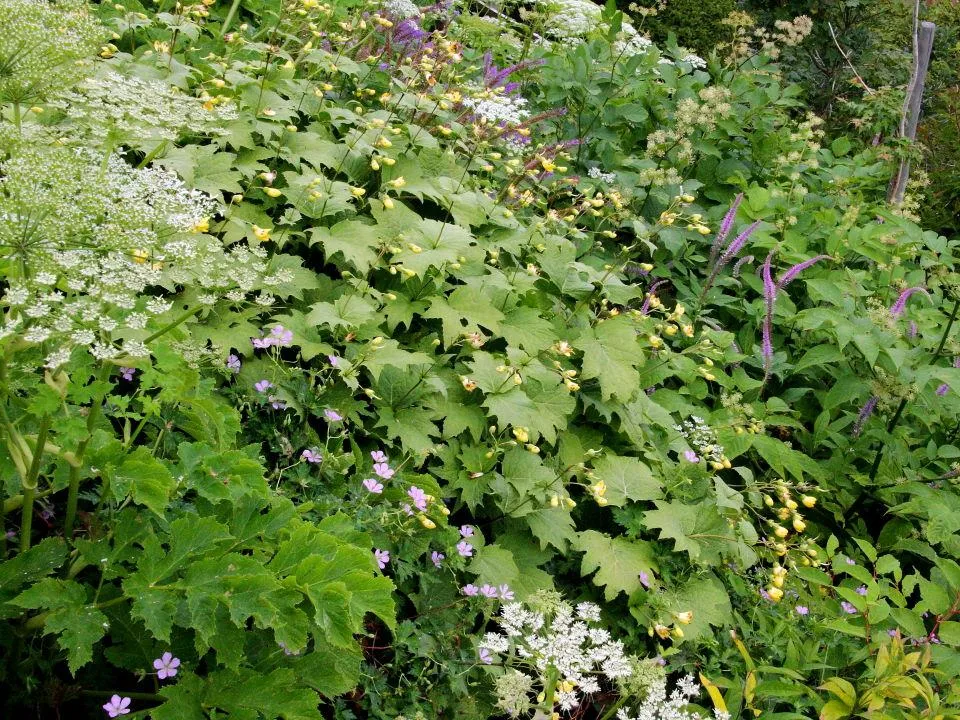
[
  {"xmin": 889, "ymin": 287, "xmax": 929, "ymax": 318},
  {"xmin": 153, "ymin": 652, "xmax": 180, "ymax": 680},
  {"xmin": 841, "ymin": 601, "xmax": 857, "ymax": 615},
  {"xmin": 324, "ymin": 408, "xmax": 343, "ymax": 422},
  {"xmin": 856, "ymin": 585, "xmax": 868, "ymax": 596},
  {"xmin": 937, "ymin": 383, "xmax": 950, "ymax": 397},
  {"xmin": 718, "ymin": 220, "xmax": 761, "ymax": 268},
  {"xmin": 708, "ymin": 193, "xmax": 744, "ymax": 269},
  {"xmin": 777, "ymin": 255, "xmax": 830, "ymax": 289},
  {"xmin": 852, "ymin": 396, "xmax": 878, "ymax": 438},
  {"xmin": 103, "ymin": 696, "xmax": 131, "ymax": 717},
  {"xmin": 761, "ymin": 252, "xmax": 776, "ymax": 374}
]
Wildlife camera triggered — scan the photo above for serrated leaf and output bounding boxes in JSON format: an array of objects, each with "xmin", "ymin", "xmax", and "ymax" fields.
[
  {"xmin": 107, "ymin": 447, "xmax": 175, "ymax": 518},
  {"xmin": 576, "ymin": 530, "xmax": 657, "ymax": 601},
  {"xmin": 592, "ymin": 454, "xmax": 661, "ymax": 505},
  {"xmin": 579, "ymin": 316, "xmax": 642, "ymax": 401}
]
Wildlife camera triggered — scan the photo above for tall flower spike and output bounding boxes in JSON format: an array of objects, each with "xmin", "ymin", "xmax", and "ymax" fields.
[
  {"xmin": 708, "ymin": 193, "xmax": 744, "ymax": 270},
  {"xmin": 852, "ymin": 396, "xmax": 878, "ymax": 438},
  {"xmin": 761, "ymin": 252, "xmax": 776, "ymax": 375},
  {"xmin": 777, "ymin": 255, "xmax": 830, "ymax": 289},
  {"xmin": 718, "ymin": 220, "xmax": 762, "ymax": 268},
  {"xmin": 889, "ymin": 287, "xmax": 929, "ymax": 318}
]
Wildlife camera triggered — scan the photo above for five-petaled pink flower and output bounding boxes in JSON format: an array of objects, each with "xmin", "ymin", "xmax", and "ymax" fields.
[
  {"xmin": 254, "ymin": 379, "xmax": 272, "ymax": 393},
  {"xmin": 683, "ymin": 450, "xmax": 699, "ymax": 463},
  {"xmin": 301, "ymin": 449, "xmax": 322, "ymax": 463},
  {"xmin": 374, "ymin": 549, "xmax": 390, "ymax": 569},
  {"xmin": 363, "ymin": 478, "xmax": 384, "ymax": 494},
  {"xmin": 479, "ymin": 584, "xmax": 498, "ymax": 597},
  {"xmin": 371, "ymin": 450, "xmax": 388, "ymax": 463},
  {"xmin": 407, "ymin": 486, "xmax": 427, "ymax": 510},
  {"xmin": 478, "ymin": 648, "xmax": 493, "ymax": 664},
  {"xmin": 461, "ymin": 584, "xmax": 479, "ymax": 596},
  {"xmin": 459, "ymin": 525, "xmax": 474, "ymax": 538},
  {"xmin": 374, "ymin": 462, "xmax": 395, "ymax": 479},
  {"xmin": 498, "ymin": 584, "xmax": 514, "ymax": 600},
  {"xmin": 119, "ymin": 367, "xmax": 135, "ymax": 382},
  {"xmin": 324, "ymin": 408, "xmax": 343, "ymax": 422},
  {"xmin": 103, "ymin": 695, "xmax": 131, "ymax": 717},
  {"xmin": 456, "ymin": 541, "xmax": 473, "ymax": 557},
  {"xmin": 153, "ymin": 652, "xmax": 180, "ymax": 680},
  {"xmin": 431, "ymin": 551, "xmax": 445, "ymax": 568}
]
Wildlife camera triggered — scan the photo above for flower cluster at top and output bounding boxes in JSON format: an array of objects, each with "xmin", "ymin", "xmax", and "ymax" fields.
[
  {"xmin": 480, "ymin": 591, "xmax": 632, "ymax": 715},
  {"xmin": 51, "ymin": 70, "xmax": 238, "ymax": 142},
  {"xmin": 0, "ymin": 0, "xmax": 104, "ymax": 104},
  {"xmin": 616, "ymin": 675, "xmax": 728, "ymax": 720},
  {"xmin": 673, "ymin": 416, "xmax": 729, "ymax": 469},
  {"xmin": 0, "ymin": 141, "xmax": 272, "ymax": 368}
]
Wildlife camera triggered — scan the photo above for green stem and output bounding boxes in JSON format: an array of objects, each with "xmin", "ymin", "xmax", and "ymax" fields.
[
  {"xmin": 19, "ymin": 414, "xmax": 51, "ymax": 552},
  {"xmin": 867, "ymin": 297, "xmax": 960, "ymax": 482},
  {"xmin": 143, "ymin": 305, "xmax": 202, "ymax": 344},
  {"xmin": 221, "ymin": 0, "xmax": 243, "ymax": 37},
  {"xmin": 599, "ymin": 696, "xmax": 628, "ymax": 720},
  {"xmin": 12, "ymin": 101, "xmax": 21, "ymax": 132},
  {"xmin": 63, "ymin": 366, "xmax": 113, "ymax": 538}
]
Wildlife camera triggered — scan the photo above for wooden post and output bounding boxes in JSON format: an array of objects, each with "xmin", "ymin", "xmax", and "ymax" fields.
[{"xmin": 888, "ymin": 20, "xmax": 936, "ymax": 205}]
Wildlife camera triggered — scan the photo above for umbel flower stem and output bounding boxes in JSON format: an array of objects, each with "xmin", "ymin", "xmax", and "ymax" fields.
[
  {"xmin": 19, "ymin": 414, "xmax": 51, "ymax": 552},
  {"xmin": 867, "ymin": 297, "xmax": 960, "ymax": 482}
]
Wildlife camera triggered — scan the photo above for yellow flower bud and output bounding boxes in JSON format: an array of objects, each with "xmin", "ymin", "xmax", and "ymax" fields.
[
  {"xmin": 675, "ymin": 611, "xmax": 693, "ymax": 624},
  {"xmin": 767, "ymin": 586, "xmax": 783, "ymax": 602},
  {"xmin": 792, "ymin": 517, "xmax": 806, "ymax": 533},
  {"xmin": 418, "ymin": 514, "xmax": 436, "ymax": 529},
  {"xmin": 382, "ymin": 196, "xmax": 394, "ymax": 209},
  {"xmin": 264, "ymin": 187, "xmax": 282, "ymax": 198},
  {"xmin": 774, "ymin": 525, "xmax": 789, "ymax": 539},
  {"xmin": 802, "ymin": 495, "xmax": 817, "ymax": 508},
  {"xmin": 252, "ymin": 225, "xmax": 271, "ymax": 241}
]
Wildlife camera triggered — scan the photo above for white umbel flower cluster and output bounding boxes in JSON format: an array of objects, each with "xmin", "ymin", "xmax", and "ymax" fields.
[
  {"xmin": 461, "ymin": 89, "xmax": 530, "ymax": 126},
  {"xmin": 481, "ymin": 596, "xmax": 632, "ymax": 715},
  {"xmin": 674, "ymin": 416, "xmax": 726, "ymax": 465},
  {"xmin": 52, "ymin": 71, "xmax": 238, "ymax": 141},
  {"xmin": 382, "ymin": 0, "xmax": 420, "ymax": 19},
  {"xmin": 0, "ymin": 142, "xmax": 268, "ymax": 368},
  {"xmin": 588, "ymin": 166, "xmax": 616, "ymax": 183},
  {"xmin": 617, "ymin": 675, "xmax": 726, "ymax": 720},
  {"xmin": 0, "ymin": 0, "xmax": 103, "ymax": 103}
]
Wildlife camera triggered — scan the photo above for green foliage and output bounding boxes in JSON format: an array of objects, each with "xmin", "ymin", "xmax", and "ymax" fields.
[
  {"xmin": 637, "ymin": 0, "xmax": 736, "ymax": 55},
  {"xmin": 1, "ymin": 0, "xmax": 960, "ymax": 718}
]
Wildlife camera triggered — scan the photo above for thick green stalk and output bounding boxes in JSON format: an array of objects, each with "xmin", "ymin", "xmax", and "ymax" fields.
[
  {"xmin": 19, "ymin": 414, "xmax": 50, "ymax": 552},
  {"xmin": 868, "ymin": 297, "xmax": 960, "ymax": 482},
  {"xmin": 63, "ymin": 366, "xmax": 112, "ymax": 538},
  {"xmin": 220, "ymin": 0, "xmax": 243, "ymax": 37}
]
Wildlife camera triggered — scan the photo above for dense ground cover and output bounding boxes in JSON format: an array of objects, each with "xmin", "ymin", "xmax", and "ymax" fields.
[{"xmin": 1, "ymin": 0, "xmax": 960, "ymax": 718}]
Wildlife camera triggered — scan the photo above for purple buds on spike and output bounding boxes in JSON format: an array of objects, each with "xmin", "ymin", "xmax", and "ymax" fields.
[
  {"xmin": 777, "ymin": 255, "xmax": 830, "ymax": 289},
  {"xmin": 852, "ymin": 396, "xmax": 879, "ymax": 437},
  {"xmin": 889, "ymin": 287, "xmax": 929, "ymax": 318}
]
